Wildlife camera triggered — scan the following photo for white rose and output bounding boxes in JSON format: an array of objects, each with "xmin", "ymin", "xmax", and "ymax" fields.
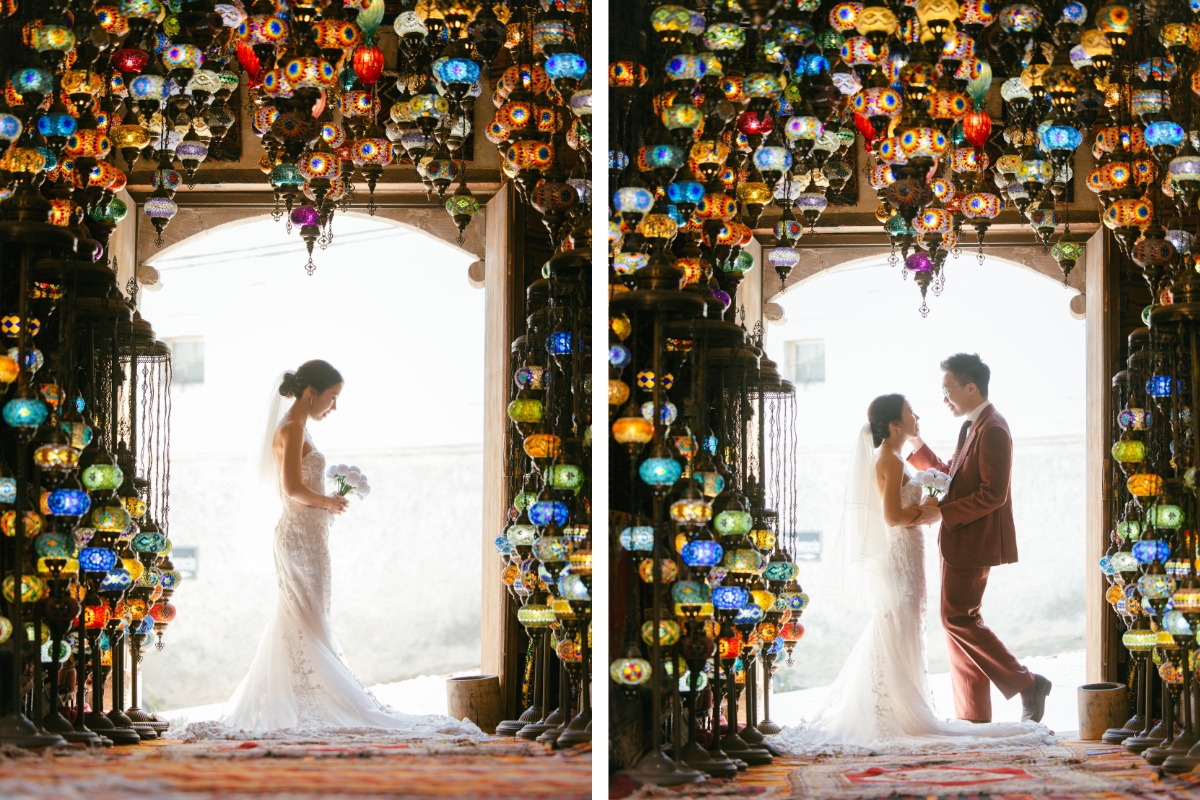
[
  {"xmin": 347, "ymin": 466, "xmax": 361, "ymax": 476},
  {"xmin": 933, "ymin": 476, "xmax": 949, "ymax": 492},
  {"xmin": 359, "ymin": 485, "xmax": 371, "ymax": 498},
  {"xmin": 326, "ymin": 466, "xmax": 337, "ymax": 478},
  {"xmin": 334, "ymin": 464, "xmax": 350, "ymax": 477},
  {"xmin": 918, "ymin": 471, "xmax": 935, "ymax": 488}
]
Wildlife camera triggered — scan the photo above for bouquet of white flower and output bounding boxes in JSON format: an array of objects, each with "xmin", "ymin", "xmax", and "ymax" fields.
[
  {"xmin": 327, "ymin": 464, "xmax": 371, "ymax": 500},
  {"xmin": 915, "ymin": 468, "xmax": 951, "ymax": 499}
]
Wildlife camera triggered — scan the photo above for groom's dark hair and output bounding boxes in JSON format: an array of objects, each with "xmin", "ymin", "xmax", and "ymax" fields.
[{"xmin": 941, "ymin": 353, "xmax": 990, "ymax": 398}]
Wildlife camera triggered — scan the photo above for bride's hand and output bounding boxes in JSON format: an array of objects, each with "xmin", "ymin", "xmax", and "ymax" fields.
[
  {"xmin": 324, "ymin": 494, "xmax": 349, "ymax": 515},
  {"xmin": 915, "ymin": 505, "xmax": 941, "ymax": 525},
  {"xmin": 920, "ymin": 495, "xmax": 940, "ymax": 507}
]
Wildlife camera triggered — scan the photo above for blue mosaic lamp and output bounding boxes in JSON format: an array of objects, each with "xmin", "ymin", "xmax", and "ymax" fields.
[
  {"xmin": 78, "ymin": 547, "xmax": 117, "ymax": 573},
  {"xmin": 712, "ymin": 584, "xmax": 749, "ymax": 610},
  {"xmin": 1146, "ymin": 375, "xmax": 1175, "ymax": 397},
  {"xmin": 681, "ymin": 539, "xmax": 723, "ymax": 568},
  {"xmin": 529, "ymin": 497, "xmax": 569, "ymax": 527},
  {"xmin": 3, "ymin": 388, "xmax": 47, "ymax": 431},
  {"xmin": 1132, "ymin": 538, "xmax": 1171, "ymax": 564},
  {"xmin": 638, "ymin": 440, "xmax": 682, "ymax": 490},
  {"xmin": 47, "ymin": 487, "xmax": 90, "ymax": 516}
]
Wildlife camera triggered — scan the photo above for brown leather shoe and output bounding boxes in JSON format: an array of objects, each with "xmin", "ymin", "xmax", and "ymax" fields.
[{"xmin": 1020, "ymin": 674, "xmax": 1052, "ymax": 723}]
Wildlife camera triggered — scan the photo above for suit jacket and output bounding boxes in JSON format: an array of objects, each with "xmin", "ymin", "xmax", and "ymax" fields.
[{"xmin": 907, "ymin": 404, "xmax": 1018, "ymax": 569}]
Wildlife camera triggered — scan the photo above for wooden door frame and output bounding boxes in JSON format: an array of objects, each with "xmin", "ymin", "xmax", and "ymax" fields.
[{"xmin": 480, "ymin": 183, "xmax": 523, "ymax": 715}]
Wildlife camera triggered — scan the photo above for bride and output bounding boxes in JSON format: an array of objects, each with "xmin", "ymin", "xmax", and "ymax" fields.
[
  {"xmin": 171, "ymin": 361, "xmax": 479, "ymax": 740},
  {"xmin": 766, "ymin": 394, "xmax": 1052, "ymax": 755}
]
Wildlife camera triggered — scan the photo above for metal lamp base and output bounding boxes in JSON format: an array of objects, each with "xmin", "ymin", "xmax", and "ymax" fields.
[
  {"xmin": 621, "ymin": 749, "xmax": 705, "ymax": 787},
  {"xmin": 757, "ymin": 718, "xmax": 783, "ymax": 735},
  {"xmin": 0, "ymin": 713, "xmax": 66, "ymax": 749}
]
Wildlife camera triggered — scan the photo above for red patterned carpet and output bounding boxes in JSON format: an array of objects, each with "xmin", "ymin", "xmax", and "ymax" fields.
[
  {"xmin": 611, "ymin": 740, "xmax": 1200, "ymax": 799},
  {"xmin": 0, "ymin": 737, "xmax": 591, "ymax": 799}
]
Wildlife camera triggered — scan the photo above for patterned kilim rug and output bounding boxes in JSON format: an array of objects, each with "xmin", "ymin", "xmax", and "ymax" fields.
[
  {"xmin": 611, "ymin": 740, "xmax": 1200, "ymax": 799},
  {"xmin": 0, "ymin": 736, "xmax": 591, "ymax": 799}
]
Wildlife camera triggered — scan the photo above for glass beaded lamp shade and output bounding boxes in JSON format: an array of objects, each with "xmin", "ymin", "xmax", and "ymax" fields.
[
  {"xmin": 528, "ymin": 500, "xmax": 569, "ymax": 527},
  {"xmin": 671, "ymin": 580, "xmax": 712, "ymax": 610},
  {"xmin": 639, "ymin": 457, "xmax": 681, "ymax": 486},
  {"xmin": 516, "ymin": 603, "xmax": 555, "ymax": 628},
  {"xmin": 522, "ymin": 432, "xmax": 561, "ymax": 458},
  {"xmin": 619, "ymin": 526, "xmax": 655, "ymax": 551},
  {"xmin": 532, "ymin": 535, "xmax": 568, "ymax": 564},
  {"xmin": 546, "ymin": 464, "xmax": 584, "ymax": 491},
  {"xmin": 1146, "ymin": 504, "xmax": 1183, "ymax": 529},
  {"xmin": 714, "ymin": 510, "xmax": 752, "ymax": 537},
  {"xmin": 2, "ymin": 573, "xmax": 46, "ymax": 603},
  {"xmin": 712, "ymin": 584, "xmax": 749, "ymax": 610},
  {"xmin": 610, "ymin": 657, "xmax": 651, "ymax": 685},
  {"xmin": 764, "ymin": 560, "xmax": 799, "ymax": 582},
  {"xmin": 1, "ymin": 510, "xmax": 42, "ymax": 537},
  {"xmin": 92, "ymin": 501, "xmax": 131, "ymax": 533},
  {"xmin": 612, "ymin": 416, "xmax": 654, "ymax": 445},
  {"xmin": 681, "ymin": 539, "xmax": 723, "ymax": 567},
  {"xmin": 1127, "ymin": 473, "xmax": 1162, "ymax": 497},
  {"xmin": 1116, "ymin": 520, "xmax": 1141, "ymax": 541},
  {"xmin": 641, "ymin": 620, "xmax": 682, "ymax": 646},
  {"xmin": 82, "ymin": 463, "xmax": 124, "ymax": 491},
  {"xmin": 1132, "ymin": 539, "xmax": 1170, "ymax": 564},
  {"xmin": 669, "ymin": 496, "xmax": 712, "ymax": 526},
  {"xmin": 3, "ymin": 397, "xmax": 47, "ymax": 429}
]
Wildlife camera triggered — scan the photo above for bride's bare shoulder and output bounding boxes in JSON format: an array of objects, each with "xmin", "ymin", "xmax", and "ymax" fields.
[
  {"xmin": 273, "ymin": 415, "xmax": 305, "ymax": 445},
  {"xmin": 876, "ymin": 451, "xmax": 903, "ymax": 479}
]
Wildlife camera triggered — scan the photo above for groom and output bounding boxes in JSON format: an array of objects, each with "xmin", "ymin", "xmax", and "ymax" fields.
[{"xmin": 909, "ymin": 353, "xmax": 1052, "ymax": 724}]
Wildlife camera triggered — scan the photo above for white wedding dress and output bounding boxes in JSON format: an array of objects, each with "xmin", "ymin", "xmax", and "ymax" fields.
[
  {"xmin": 169, "ymin": 430, "xmax": 480, "ymax": 741},
  {"xmin": 766, "ymin": 430, "xmax": 1052, "ymax": 756}
]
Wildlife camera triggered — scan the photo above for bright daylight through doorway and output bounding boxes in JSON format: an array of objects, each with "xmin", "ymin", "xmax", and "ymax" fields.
[
  {"xmin": 763, "ymin": 253, "xmax": 1086, "ymax": 735},
  {"xmin": 137, "ymin": 215, "xmax": 483, "ymax": 721}
]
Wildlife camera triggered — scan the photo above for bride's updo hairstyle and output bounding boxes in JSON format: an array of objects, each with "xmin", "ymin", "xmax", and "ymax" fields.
[
  {"xmin": 279, "ymin": 360, "xmax": 343, "ymax": 398},
  {"xmin": 867, "ymin": 393, "xmax": 906, "ymax": 447}
]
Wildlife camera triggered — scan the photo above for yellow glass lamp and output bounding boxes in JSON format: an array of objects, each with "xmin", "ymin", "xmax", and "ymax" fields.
[
  {"xmin": 641, "ymin": 619, "xmax": 681, "ymax": 647},
  {"xmin": 523, "ymin": 432, "xmax": 561, "ymax": 459},
  {"xmin": 37, "ymin": 557, "xmax": 78, "ymax": 574},
  {"xmin": 1, "ymin": 510, "xmax": 42, "ymax": 537},
  {"xmin": 2, "ymin": 573, "xmax": 47, "ymax": 603},
  {"xmin": 915, "ymin": 0, "xmax": 960, "ymax": 41},
  {"xmin": 751, "ymin": 588, "xmax": 775, "ymax": 611},
  {"xmin": 612, "ymin": 412, "xmax": 654, "ymax": 447},
  {"xmin": 1127, "ymin": 473, "xmax": 1163, "ymax": 497},
  {"xmin": 569, "ymin": 549, "xmax": 591, "ymax": 577},
  {"xmin": 516, "ymin": 603, "xmax": 555, "ymax": 628},
  {"xmin": 1122, "ymin": 626, "xmax": 1157, "ymax": 651},
  {"xmin": 123, "ymin": 557, "xmax": 145, "ymax": 583},
  {"xmin": 638, "ymin": 557, "xmax": 677, "ymax": 584}
]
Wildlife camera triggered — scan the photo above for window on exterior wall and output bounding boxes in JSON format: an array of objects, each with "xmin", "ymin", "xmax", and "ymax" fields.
[
  {"xmin": 794, "ymin": 531, "xmax": 822, "ymax": 561},
  {"xmin": 784, "ymin": 339, "xmax": 825, "ymax": 385},
  {"xmin": 167, "ymin": 338, "xmax": 204, "ymax": 385}
]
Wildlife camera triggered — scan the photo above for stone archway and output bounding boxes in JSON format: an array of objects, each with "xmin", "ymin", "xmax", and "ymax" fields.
[{"xmin": 137, "ymin": 204, "xmax": 486, "ymax": 269}]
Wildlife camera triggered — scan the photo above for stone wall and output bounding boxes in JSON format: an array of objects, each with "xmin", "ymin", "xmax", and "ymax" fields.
[{"xmin": 139, "ymin": 446, "xmax": 483, "ymax": 711}]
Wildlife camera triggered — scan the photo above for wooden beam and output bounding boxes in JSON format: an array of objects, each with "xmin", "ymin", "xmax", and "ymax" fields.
[
  {"xmin": 1084, "ymin": 228, "xmax": 1115, "ymax": 683},
  {"xmin": 480, "ymin": 183, "xmax": 518, "ymax": 712}
]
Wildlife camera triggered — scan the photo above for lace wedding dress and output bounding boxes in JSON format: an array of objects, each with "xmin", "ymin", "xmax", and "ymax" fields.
[
  {"xmin": 766, "ymin": 432, "xmax": 1052, "ymax": 756},
  {"xmin": 169, "ymin": 431, "xmax": 480, "ymax": 741}
]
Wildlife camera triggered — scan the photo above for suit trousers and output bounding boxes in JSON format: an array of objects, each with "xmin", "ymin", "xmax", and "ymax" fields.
[{"xmin": 940, "ymin": 560, "xmax": 1035, "ymax": 721}]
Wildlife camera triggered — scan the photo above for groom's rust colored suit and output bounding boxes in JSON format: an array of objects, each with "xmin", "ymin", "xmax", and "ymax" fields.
[{"xmin": 908, "ymin": 403, "xmax": 1034, "ymax": 722}]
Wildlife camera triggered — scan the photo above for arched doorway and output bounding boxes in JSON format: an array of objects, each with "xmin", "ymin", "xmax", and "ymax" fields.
[
  {"xmin": 761, "ymin": 251, "xmax": 1086, "ymax": 731},
  {"xmin": 136, "ymin": 214, "xmax": 483, "ymax": 715}
]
